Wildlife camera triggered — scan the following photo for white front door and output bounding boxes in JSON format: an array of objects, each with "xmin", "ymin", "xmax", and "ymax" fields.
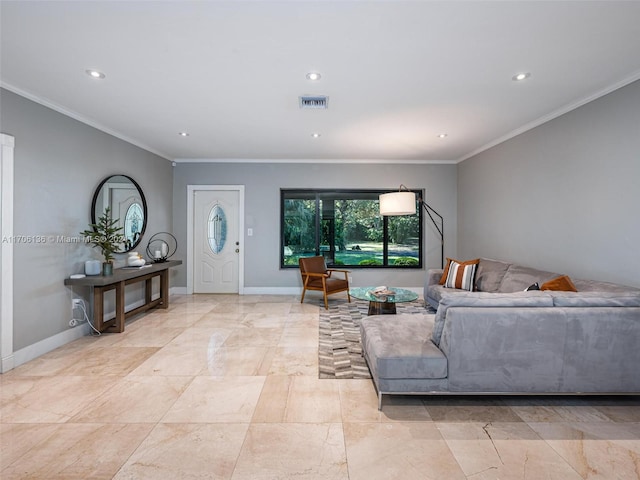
[{"xmin": 193, "ymin": 189, "xmax": 240, "ymax": 293}]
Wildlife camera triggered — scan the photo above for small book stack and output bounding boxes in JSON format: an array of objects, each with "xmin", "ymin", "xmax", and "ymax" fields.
[
  {"xmin": 122, "ymin": 264, "xmax": 152, "ymax": 270},
  {"xmin": 368, "ymin": 287, "xmax": 395, "ymax": 297}
]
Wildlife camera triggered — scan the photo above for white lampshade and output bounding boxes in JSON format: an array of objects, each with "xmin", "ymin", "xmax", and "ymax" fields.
[{"xmin": 379, "ymin": 191, "xmax": 416, "ymax": 216}]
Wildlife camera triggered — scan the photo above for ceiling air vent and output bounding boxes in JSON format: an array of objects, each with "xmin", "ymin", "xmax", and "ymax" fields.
[{"xmin": 299, "ymin": 95, "xmax": 329, "ymax": 109}]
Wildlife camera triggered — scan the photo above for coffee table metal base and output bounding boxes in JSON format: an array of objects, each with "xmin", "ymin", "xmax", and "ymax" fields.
[{"xmin": 368, "ymin": 301, "xmax": 397, "ymax": 315}]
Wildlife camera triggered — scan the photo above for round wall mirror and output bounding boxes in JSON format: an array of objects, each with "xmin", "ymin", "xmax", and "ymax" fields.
[{"xmin": 91, "ymin": 174, "xmax": 147, "ymax": 253}]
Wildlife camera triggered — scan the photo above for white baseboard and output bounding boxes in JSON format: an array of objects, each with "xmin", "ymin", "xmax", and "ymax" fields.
[
  {"xmin": 242, "ymin": 287, "xmax": 302, "ymax": 295},
  {"xmin": 11, "ymin": 323, "xmax": 90, "ymax": 369},
  {"xmin": 242, "ymin": 286, "xmax": 423, "ymax": 296},
  {"xmin": 171, "ymin": 287, "xmax": 302, "ymax": 296},
  {"xmin": 1, "ymin": 353, "xmax": 15, "ymax": 373}
]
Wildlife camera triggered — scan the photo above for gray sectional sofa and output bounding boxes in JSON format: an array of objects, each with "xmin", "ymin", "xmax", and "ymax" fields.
[{"xmin": 360, "ymin": 258, "xmax": 640, "ymax": 409}]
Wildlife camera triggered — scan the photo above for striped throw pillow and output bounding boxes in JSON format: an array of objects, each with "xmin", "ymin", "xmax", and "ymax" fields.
[{"xmin": 444, "ymin": 259, "xmax": 478, "ymax": 291}]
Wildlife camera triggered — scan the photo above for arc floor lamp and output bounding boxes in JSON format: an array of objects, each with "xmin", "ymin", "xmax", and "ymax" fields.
[{"xmin": 379, "ymin": 185, "xmax": 445, "ymax": 269}]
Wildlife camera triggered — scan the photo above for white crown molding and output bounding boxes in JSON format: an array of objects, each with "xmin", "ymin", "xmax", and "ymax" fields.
[
  {"xmin": 457, "ymin": 69, "xmax": 640, "ymax": 163},
  {"xmin": 0, "ymin": 82, "xmax": 173, "ymax": 161},
  {"xmin": 172, "ymin": 158, "xmax": 457, "ymax": 165}
]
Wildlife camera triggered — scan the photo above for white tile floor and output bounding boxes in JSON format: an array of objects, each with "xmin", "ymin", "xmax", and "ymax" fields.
[{"xmin": 1, "ymin": 294, "xmax": 639, "ymax": 479}]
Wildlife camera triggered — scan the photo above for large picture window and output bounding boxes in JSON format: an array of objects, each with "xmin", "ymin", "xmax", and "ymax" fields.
[{"xmin": 281, "ymin": 189, "xmax": 423, "ymax": 268}]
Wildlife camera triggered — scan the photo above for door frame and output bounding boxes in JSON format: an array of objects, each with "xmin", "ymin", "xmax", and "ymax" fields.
[
  {"xmin": 1, "ymin": 134, "xmax": 15, "ymax": 372},
  {"xmin": 186, "ymin": 185, "xmax": 245, "ymax": 295}
]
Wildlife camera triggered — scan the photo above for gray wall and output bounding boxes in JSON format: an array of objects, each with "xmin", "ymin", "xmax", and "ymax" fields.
[
  {"xmin": 173, "ymin": 162, "xmax": 457, "ymax": 290},
  {"xmin": 1, "ymin": 88, "xmax": 173, "ymax": 351},
  {"xmin": 457, "ymin": 80, "xmax": 640, "ymax": 288}
]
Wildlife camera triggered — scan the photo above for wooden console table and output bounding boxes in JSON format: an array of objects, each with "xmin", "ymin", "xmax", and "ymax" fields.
[{"xmin": 64, "ymin": 260, "xmax": 181, "ymax": 333}]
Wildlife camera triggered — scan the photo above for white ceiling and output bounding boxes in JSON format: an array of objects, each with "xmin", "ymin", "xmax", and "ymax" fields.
[{"xmin": 2, "ymin": 1, "xmax": 640, "ymax": 163}]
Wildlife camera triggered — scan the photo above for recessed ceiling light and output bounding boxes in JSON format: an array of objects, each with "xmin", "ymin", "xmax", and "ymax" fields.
[
  {"xmin": 437, "ymin": 133, "xmax": 448, "ymax": 138},
  {"xmin": 512, "ymin": 72, "xmax": 531, "ymax": 81},
  {"xmin": 178, "ymin": 132, "xmax": 189, "ymax": 137},
  {"xmin": 306, "ymin": 72, "xmax": 321, "ymax": 81},
  {"xmin": 311, "ymin": 133, "xmax": 321, "ymax": 138},
  {"xmin": 86, "ymin": 69, "xmax": 105, "ymax": 79}
]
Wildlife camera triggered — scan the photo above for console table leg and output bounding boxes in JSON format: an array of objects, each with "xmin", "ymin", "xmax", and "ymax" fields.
[
  {"xmin": 93, "ymin": 286, "xmax": 104, "ymax": 332},
  {"xmin": 114, "ymin": 281, "xmax": 125, "ymax": 333},
  {"xmin": 159, "ymin": 268, "xmax": 169, "ymax": 309},
  {"xmin": 145, "ymin": 277, "xmax": 152, "ymax": 305}
]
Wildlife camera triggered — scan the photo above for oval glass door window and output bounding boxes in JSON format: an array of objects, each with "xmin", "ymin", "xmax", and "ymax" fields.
[
  {"xmin": 124, "ymin": 202, "xmax": 144, "ymax": 247},
  {"xmin": 208, "ymin": 204, "xmax": 227, "ymax": 254}
]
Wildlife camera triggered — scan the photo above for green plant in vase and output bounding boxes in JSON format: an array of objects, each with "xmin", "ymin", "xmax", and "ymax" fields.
[{"xmin": 81, "ymin": 207, "xmax": 124, "ymax": 275}]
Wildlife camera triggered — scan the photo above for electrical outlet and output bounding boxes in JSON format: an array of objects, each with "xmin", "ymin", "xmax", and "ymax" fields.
[{"xmin": 71, "ymin": 299, "xmax": 83, "ymax": 322}]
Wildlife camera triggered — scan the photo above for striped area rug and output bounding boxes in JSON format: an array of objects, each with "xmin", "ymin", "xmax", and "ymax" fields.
[{"xmin": 318, "ymin": 299, "xmax": 434, "ymax": 379}]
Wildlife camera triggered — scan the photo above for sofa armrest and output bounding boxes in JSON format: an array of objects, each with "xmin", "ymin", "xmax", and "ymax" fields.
[
  {"xmin": 426, "ymin": 269, "xmax": 443, "ymax": 287},
  {"xmin": 424, "ymin": 269, "xmax": 444, "ymax": 310},
  {"xmin": 424, "ymin": 269, "xmax": 443, "ymax": 296}
]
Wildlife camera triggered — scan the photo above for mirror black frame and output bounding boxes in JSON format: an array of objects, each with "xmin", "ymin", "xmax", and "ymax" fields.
[{"xmin": 90, "ymin": 174, "xmax": 148, "ymax": 253}]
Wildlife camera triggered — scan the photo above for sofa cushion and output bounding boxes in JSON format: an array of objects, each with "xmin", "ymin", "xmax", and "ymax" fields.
[
  {"xmin": 431, "ymin": 291, "xmax": 554, "ymax": 346},
  {"xmin": 549, "ymin": 291, "xmax": 640, "ymax": 307},
  {"xmin": 443, "ymin": 259, "xmax": 478, "ymax": 291},
  {"xmin": 474, "ymin": 258, "xmax": 512, "ymax": 292},
  {"xmin": 361, "ymin": 315, "xmax": 447, "ymax": 379},
  {"xmin": 541, "ymin": 275, "xmax": 578, "ymax": 292},
  {"xmin": 498, "ymin": 264, "xmax": 560, "ymax": 293},
  {"xmin": 572, "ymin": 278, "xmax": 640, "ymax": 294},
  {"xmin": 439, "ymin": 257, "xmax": 479, "ymax": 285}
]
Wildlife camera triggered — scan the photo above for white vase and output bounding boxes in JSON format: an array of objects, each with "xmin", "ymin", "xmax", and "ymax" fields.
[{"xmin": 85, "ymin": 260, "xmax": 101, "ymax": 276}]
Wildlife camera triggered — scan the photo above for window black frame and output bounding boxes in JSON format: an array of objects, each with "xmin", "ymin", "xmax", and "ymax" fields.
[{"xmin": 280, "ymin": 188, "xmax": 423, "ymax": 269}]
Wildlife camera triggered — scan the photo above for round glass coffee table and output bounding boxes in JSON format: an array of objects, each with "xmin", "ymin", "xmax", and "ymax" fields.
[{"xmin": 349, "ymin": 287, "xmax": 419, "ymax": 315}]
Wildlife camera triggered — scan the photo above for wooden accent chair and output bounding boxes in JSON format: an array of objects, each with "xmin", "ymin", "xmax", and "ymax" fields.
[{"xmin": 299, "ymin": 256, "xmax": 351, "ymax": 309}]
